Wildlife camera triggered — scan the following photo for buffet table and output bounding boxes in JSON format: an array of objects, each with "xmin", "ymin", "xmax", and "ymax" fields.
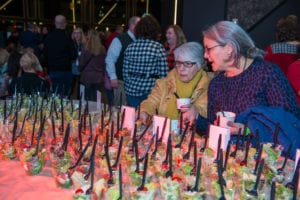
[{"xmin": 0, "ymin": 97, "xmax": 299, "ymax": 199}]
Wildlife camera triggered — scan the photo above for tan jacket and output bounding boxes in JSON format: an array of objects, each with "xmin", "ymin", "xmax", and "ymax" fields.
[{"xmin": 140, "ymin": 68, "xmax": 210, "ymax": 118}]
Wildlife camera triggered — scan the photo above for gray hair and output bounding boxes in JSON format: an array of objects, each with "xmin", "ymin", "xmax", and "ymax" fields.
[
  {"xmin": 202, "ymin": 21, "xmax": 264, "ymax": 66},
  {"xmin": 128, "ymin": 16, "xmax": 140, "ymax": 26},
  {"xmin": 174, "ymin": 42, "xmax": 204, "ymax": 69}
]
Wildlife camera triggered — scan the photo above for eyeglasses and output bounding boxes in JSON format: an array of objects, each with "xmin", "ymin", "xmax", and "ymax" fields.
[
  {"xmin": 174, "ymin": 61, "xmax": 196, "ymax": 68},
  {"xmin": 205, "ymin": 44, "xmax": 223, "ymax": 53}
]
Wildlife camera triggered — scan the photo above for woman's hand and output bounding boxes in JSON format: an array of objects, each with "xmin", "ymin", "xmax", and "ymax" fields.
[
  {"xmin": 227, "ymin": 121, "xmax": 245, "ymax": 135},
  {"xmin": 180, "ymin": 104, "xmax": 198, "ymax": 127},
  {"xmin": 139, "ymin": 112, "xmax": 149, "ymax": 125},
  {"xmin": 110, "ymin": 79, "xmax": 118, "ymax": 88}
]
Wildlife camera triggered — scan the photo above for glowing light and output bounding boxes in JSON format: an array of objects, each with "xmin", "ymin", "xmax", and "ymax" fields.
[
  {"xmin": 98, "ymin": 3, "xmax": 118, "ymax": 25},
  {"xmin": 0, "ymin": 0, "xmax": 13, "ymax": 11},
  {"xmin": 173, "ymin": 0, "xmax": 178, "ymax": 24},
  {"xmin": 146, "ymin": 0, "xmax": 149, "ymax": 14},
  {"xmin": 71, "ymin": 0, "xmax": 76, "ymax": 29}
]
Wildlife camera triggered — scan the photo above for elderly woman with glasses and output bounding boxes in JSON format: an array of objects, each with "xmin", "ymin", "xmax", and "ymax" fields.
[{"xmin": 139, "ymin": 42, "xmax": 210, "ymax": 131}]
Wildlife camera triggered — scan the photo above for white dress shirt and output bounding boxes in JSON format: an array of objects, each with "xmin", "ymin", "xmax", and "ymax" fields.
[{"xmin": 105, "ymin": 30, "xmax": 136, "ymax": 80}]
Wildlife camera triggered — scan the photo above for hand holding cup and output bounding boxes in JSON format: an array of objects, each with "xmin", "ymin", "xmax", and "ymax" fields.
[
  {"xmin": 176, "ymin": 98, "xmax": 191, "ymax": 110},
  {"xmin": 216, "ymin": 111, "xmax": 236, "ymax": 128},
  {"xmin": 178, "ymin": 100, "xmax": 198, "ymax": 127}
]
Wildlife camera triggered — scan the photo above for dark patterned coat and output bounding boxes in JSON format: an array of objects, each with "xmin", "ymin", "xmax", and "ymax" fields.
[{"xmin": 207, "ymin": 57, "xmax": 300, "ymax": 124}]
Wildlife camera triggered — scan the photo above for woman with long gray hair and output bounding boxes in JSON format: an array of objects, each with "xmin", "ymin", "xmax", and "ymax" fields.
[{"xmin": 199, "ymin": 20, "xmax": 300, "ymax": 158}]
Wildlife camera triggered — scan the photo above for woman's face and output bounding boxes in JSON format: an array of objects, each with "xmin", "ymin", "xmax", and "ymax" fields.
[
  {"xmin": 73, "ymin": 30, "xmax": 82, "ymax": 42},
  {"xmin": 42, "ymin": 27, "xmax": 48, "ymax": 35},
  {"xmin": 166, "ymin": 28, "xmax": 177, "ymax": 46},
  {"xmin": 175, "ymin": 54, "xmax": 199, "ymax": 83},
  {"xmin": 203, "ymin": 37, "xmax": 229, "ymax": 72}
]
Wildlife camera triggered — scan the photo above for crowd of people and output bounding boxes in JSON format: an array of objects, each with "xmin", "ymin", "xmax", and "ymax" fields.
[{"xmin": 0, "ymin": 13, "xmax": 299, "ymax": 154}]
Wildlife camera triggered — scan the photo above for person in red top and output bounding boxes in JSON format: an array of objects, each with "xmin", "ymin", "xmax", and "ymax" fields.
[
  {"xmin": 264, "ymin": 15, "xmax": 300, "ymax": 76},
  {"xmin": 287, "ymin": 45, "xmax": 300, "ymax": 105},
  {"xmin": 164, "ymin": 25, "xmax": 187, "ymax": 70},
  {"xmin": 105, "ymin": 24, "xmax": 123, "ymax": 50}
]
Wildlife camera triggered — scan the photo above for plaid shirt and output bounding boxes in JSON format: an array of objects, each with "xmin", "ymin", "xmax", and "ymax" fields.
[
  {"xmin": 270, "ymin": 42, "xmax": 298, "ymax": 54},
  {"xmin": 123, "ymin": 38, "xmax": 168, "ymax": 96}
]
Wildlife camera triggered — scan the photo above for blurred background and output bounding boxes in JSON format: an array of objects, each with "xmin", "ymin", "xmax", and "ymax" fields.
[{"xmin": 0, "ymin": 0, "xmax": 299, "ymax": 49}]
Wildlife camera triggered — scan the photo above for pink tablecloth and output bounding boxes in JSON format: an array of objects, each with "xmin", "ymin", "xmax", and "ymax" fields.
[{"xmin": 0, "ymin": 160, "xmax": 73, "ymax": 200}]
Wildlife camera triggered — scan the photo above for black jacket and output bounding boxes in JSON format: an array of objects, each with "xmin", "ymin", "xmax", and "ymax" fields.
[
  {"xmin": 44, "ymin": 29, "xmax": 76, "ymax": 71},
  {"xmin": 9, "ymin": 72, "xmax": 50, "ymax": 95}
]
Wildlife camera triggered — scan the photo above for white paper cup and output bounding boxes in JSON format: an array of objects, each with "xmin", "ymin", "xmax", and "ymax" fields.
[
  {"xmin": 176, "ymin": 98, "xmax": 191, "ymax": 109},
  {"xmin": 216, "ymin": 111, "xmax": 236, "ymax": 128}
]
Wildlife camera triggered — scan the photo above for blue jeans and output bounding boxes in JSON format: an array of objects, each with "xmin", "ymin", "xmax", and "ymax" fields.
[
  {"xmin": 126, "ymin": 94, "xmax": 148, "ymax": 109},
  {"xmin": 106, "ymin": 89, "xmax": 114, "ymax": 105},
  {"xmin": 49, "ymin": 71, "xmax": 73, "ymax": 97}
]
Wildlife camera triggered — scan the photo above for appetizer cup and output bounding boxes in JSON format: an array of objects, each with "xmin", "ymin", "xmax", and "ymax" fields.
[
  {"xmin": 1, "ymin": 142, "xmax": 17, "ymax": 160},
  {"xmin": 51, "ymin": 156, "xmax": 73, "ymax": 188},
  {"xmin": 50, "ymin": 148, "xmax": 75, "ymax": 187},
  {"xmin": 73, "ymin": 185, "xmax": 98, "ymax": 200},
  {"xmin": 71, "ymin": 165, "xmax": 90, "ymax": 189},
  {"xmin": 53, "ymin": 170, "xmax": 73, "ymax": 188},
  {"xmin": 22, "ymin": 148, "xmax": 46, "ymax": 175}
]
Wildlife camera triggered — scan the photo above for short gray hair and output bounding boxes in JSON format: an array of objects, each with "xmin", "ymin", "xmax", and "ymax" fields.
[
  {"xmin": 174, "ymin": 42, "xmax": 204, "ymax": 69},
  {"xmin": 128, "ymin": 16, "xmax": 140, "ymax": 26}
]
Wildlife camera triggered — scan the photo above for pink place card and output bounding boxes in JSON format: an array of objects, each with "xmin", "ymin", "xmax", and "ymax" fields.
[
  {"xmin": 153, "ymin": 115, "xmax": 170, "ymax": 145},
  {"xmin": 208, "ymin": 124, "xmax": 230, "ymax": 158},
  {"xmin": 121, "ymin": 105, "xmax": 136, "ymax": 138}
]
